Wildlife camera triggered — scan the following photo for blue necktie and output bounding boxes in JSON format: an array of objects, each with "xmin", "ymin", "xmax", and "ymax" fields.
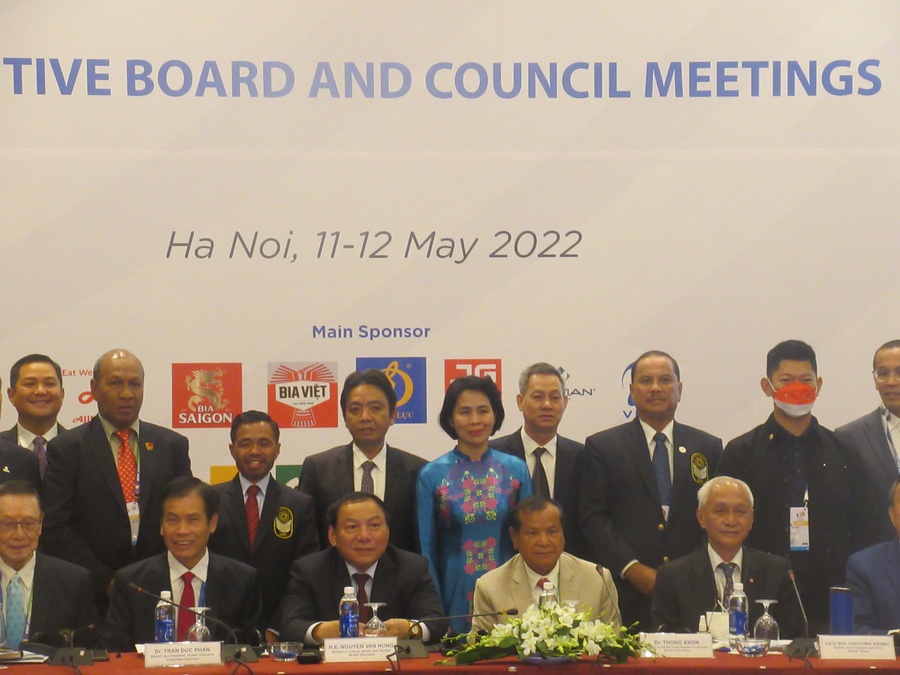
[
  {"xmin": 6, "ymin": 574, "xmax": 26, "ymax": 648},
  {"xmin": 718, "ymin": 561, "xmax": 737, "ymax": 604},
  {"xmin": 652, "ymin": 432, "xmax": 672, "ymax": 506}
]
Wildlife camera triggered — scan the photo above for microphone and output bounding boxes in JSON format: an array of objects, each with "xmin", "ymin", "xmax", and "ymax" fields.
[
  {"xmin": 404, "ymin": 610, "xmax": 519, "ymax": 660},
  {"xmin": 128, "ymin": 583, "xmax": 259, "ymax": 663},
  {"xmin": 595, "ymin": 564, "xmax": 623, "ymax": 629},
  {"xmin": 784, "ymin": 569, "xmax": 817, "ymax": 659}
]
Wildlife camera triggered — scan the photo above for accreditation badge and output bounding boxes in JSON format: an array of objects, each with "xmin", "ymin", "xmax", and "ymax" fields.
[
  {"xmin": 690, "ymin": 452, "xmax": 709, "ymax": 485},
  {"xmin": 789, "ymin": 506, "xmax": 810, "ymax": 551},
  {"xmin": 274, "ymin": 506, "xmax": 294, "ymax": 539}
]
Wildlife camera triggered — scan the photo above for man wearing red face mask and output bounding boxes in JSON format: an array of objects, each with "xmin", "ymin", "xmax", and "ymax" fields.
[{"xmin": 717, "ymin": 340, "xmax": 880, "ymax": 635}]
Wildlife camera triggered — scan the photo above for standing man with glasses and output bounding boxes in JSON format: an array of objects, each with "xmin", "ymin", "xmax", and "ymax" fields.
[{"xmin": 835, "ymin": 340, "xmax": 900, "ymax": 542}]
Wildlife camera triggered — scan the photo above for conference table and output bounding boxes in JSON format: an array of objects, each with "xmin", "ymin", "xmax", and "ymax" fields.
[{"xmin": 20, "ymin": 651, "xmax": 900, "ymax": 674}]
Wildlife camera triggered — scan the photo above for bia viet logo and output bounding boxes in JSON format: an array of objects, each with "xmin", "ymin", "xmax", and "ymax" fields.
[
  {"xmin": 172, "ymin": 363, "xmax": 242, "ymax": 428},
  {"xmin": 267, "ymin": 362, "xmax": 338, "ymax": 428},
  {"xmin": 444, "ymin": 359, "xmax": 502, "ymax": 391},
  {"xmin": 356, "ymin": 357, "xmax": 426, "ymax": 424}
]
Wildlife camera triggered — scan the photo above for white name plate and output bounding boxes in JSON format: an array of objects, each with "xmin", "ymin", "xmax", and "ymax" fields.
[
  {"xmin": 144, "ymin": 641, "xmax": 223, "ymax": 668},
  {"xmin": 324, "ymin": 636, "xmax": 398, "ymax": 662},
  {"xmin": 818, "ymin": 635, "xmax": 895, "ymax": 660},
  {"xmin": 641, "ymin": 632, "xmax": 714, "ymax": 658}
]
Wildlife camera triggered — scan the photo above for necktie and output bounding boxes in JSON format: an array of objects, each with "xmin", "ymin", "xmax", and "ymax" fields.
[
  {"xmin": 537, "ymin": 577, "xmax": 550, "ymax": 590},
  {"xmin": 361, "ymin": 461, "xmax": 376, "ymax": 495},
  {"xmin": 651, "ymin": 432, "xmax": 672, "ymax": 506},
  {"xmin": 245, "ymin": 484, "xmax": 260, "ymax": 548},
  {"xmin": 6, "ymin": 574, "xmax": 26, "ymax": 648},
  {"xmin": 33, "ymin": 436, "xmax": 48, "ymax": 479},
  {"xmin": 178, "ymin": 571, "xmax": 196, "ymax": 641},
  {"xmin": 353, "ymin": 573, "xmax": 371, "ymax": 622},
  {"xmin": 115, "ymin": 429, "xmax": 138, "ymax": 502},
  {"xmin": 718, "ymin": 562, "xmax": 737, "ymax": 604},
  {"xmin": 531, "ymin": 448, "xmax": 551, "ymax": 498}
]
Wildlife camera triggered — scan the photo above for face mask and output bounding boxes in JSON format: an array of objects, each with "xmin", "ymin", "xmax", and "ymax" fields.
[{"xmin": 769, "ymin": 380, "xmax": 817, "ymax": 418}]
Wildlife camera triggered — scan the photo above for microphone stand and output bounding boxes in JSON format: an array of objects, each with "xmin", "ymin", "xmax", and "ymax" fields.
[{"xmin": 784, "ymin": 570, "xmax": 817, "ymax": 660}]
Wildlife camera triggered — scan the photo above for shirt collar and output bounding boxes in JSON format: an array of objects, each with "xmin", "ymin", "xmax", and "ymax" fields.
[
  {"xmin": 168, "ymin": 549, "xmax": 210, "ymax": 584},
  {"xmin": 344, "ymin": 560, "xmax": 378, "ymax": 579},
  {"xmin": 352, "ymin": 444, "xmax": 387, "ymax": 471},
  {"xmin": 98, "ymin": 415, "xmax": 141, "ymax": 442},
  {"xmin": 239, "ymin": 472, "xmax": 271, "ymax": 497},
  {"xmin": 881, "ymin": 406, "xmax": 900, "ymax": 432},
  {"xmin": 0, "ymin": 550, "xmax": 38, "ymax": 590},
  {"xmin": 522, "ymin": 556, "xmax": 561, "ymax": 592},
  {"xmin": 707, "ymin": 543, "xmax": 744, "ymax": 573},
  {"xmin": 520, "ymin": 428, "xmax": 557, "ymax": 458},
  {"xmin": 638, "ymin": 419, "xmax": 674, "ymax": 448}
]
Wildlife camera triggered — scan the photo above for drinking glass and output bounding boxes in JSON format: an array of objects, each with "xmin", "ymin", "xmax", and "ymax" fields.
[
  {"xmin": 363, "ymin": 603, "xmax": 387, "ymax": 637},
  {"xmin": 186, "ymin": 607, "xmax": 212, "ymax": 642},
  {"xmin": 753, "ymin": 599, "xmax": 779, "ymax": 640}
]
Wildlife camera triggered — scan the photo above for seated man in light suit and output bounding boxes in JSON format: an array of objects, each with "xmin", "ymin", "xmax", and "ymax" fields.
[
  {"xmin": 473, "ymin": 497, "xmax": 620, "ymax": 632},
  {"xmin": 103, "ymin": 477, "xmax": 261, "ymax": 651},
  {"xmin": 651, "ymin": 476, "xmax": 802, "ymax": 636},
  {"xmin": 278, "ymin": 492, "xmax": 447, "ymax": 645},
  {"xmin": 846, "ymin": 478, "xmax": 900, "ymax": 634}
]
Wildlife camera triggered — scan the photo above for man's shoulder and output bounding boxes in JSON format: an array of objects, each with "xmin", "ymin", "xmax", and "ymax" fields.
[
  {"xmin": 743, "ymin": 546, "xmax": 791, "ymax": 571},
  {"xmin": 834, "ymin": 409, "xmax": 880, "ymax": 437},
  {"xmin": 386, "ymin": 445, "xmax": 427, "ymax": 469},
  {"xmin": 302, "ymin": 445, "xmax": 349, "ymax": 466},
  {"xmin": 50, "ymin": 418, "xmax": 99, "ymax": 446},
  {"xmin": 138, "ymin": 420, "xmax": 189, "ymax": 445},
  {"xmin": 585, "ymin": 420, "xmax": 640, "ymax": 449},
  {"xmin": 723, "ymin": 421, "xmax": 770, "ymax": 453},
  {"xmin": 657, "ymin": 547, "xmax": 707, "ymax": 576},
  {"xmin": 556, "ymin": 434, "xmax": 585, "ymax": 453},
  {"xmin": 674, "ymin": 421, "xmax": 721, "ymax": 446},
  {"xmin": 117, "ymin": 552, "xmax": 167, "ymax": 580},
  {"xmin": 848, "ymin": 539, "xmax": 896, "ymax": 568},
  {"xmin": 270, "ymin": 479, "xmax": 314, "ymax": 508},
  {"xmin": 490, "ymin": 431, "xmax": 523, "ymax": 453},
  {"xmin": 381, "ymin": 543, "xmax": 429, "ymax": 570},
  {"xmin": 36, "ymin": 552, "xmax": 92, "ymax": 581},
  {"xmin": 477, "ymin": 553, "xmax": 521, "ymax": 583},
  {"xmin": 0, "ymin": 437, "xmax": 35, "ymax": 460},
  {"xmin": 210, "ymin": 551, "xmax": 257, "ymax": 578}
]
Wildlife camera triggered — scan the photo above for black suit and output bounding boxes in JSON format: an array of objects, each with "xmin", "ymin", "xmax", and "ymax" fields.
[
  {"xmin": 0, "ymin": 438, "xmax": 41, "ymax": 489},
  {"xmin": 40, "ymin": 417, "xmax": 192, "ymax": 604},
  {"xmin": 651, "ymin": 546, "xmax": 802, "ymax": 637},
  {"xmin": 209, "ymin": 474, "xmax": 318, "ymax": 631},
  {"xmin": 279, "ymin": 545, "xmax": 447, "ymax": 643},
  {"xmin": 298, "ymin": 444, "xmax": 426, "ymax": 552},
  {"xmin": 29, "ymin": 553, "xmax": 99, "ymax": 640},
  {"xmin": 579, "ymin": 418, "xmax": 722, "ymax": 631},
  {"xmin": 835, "ymin": 409, "xmax": 900, "ymax": 542},
  {"xmin": 492, "ymin": 428, "xmax": 586, "ymax": 557},
  {"xmin": 103, "ymin": 551, "xmax": 261, "ymax": 651},
  {"xmin": 0, "ymin": 423, "xmax": 66, "ymax": 447}
]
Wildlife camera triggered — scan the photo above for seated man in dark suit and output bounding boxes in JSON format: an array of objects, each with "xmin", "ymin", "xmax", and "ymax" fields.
[
  {"xmin": 208, "ymin": 410, "xmax": 318, "ymax": 635},
  {"xmin": 846, "ymin": 478, "xmax": 900, "ymax": 634},
  {"xmin": 299, "ymin": 370, "xmax": 426, "ymax": 553},
  {"xmin": 492, "ymin": 363, "xmax": 586, "ymax": 558},
  {"xmin": 3, "ymin": 353, "xmax": 67, "ymax": 478},
  {"xmin": 652, "ymin": 476, "xmax": 802, "ymax": 636},
  {"xmin": 278, "ymin": 492, "xmax": 447, "ymax": 645},
  {"xmin": 0, "ymin": 480, "xmax": 98, "ymax": 649},
  {"xmin": 104, "ymin": 477, "xmax": 261, "ymax": 651}
]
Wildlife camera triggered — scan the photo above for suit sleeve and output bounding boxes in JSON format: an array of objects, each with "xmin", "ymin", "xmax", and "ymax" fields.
[
  {"xmin": 174, "ymin": 434, "xmax": 192, "ymax": 477},
  {"xmin": 236, "ymin": 569, "xmax": 263, "ymax": 639},
  {"xmin": 471, "ymin": 577, "xmax": 497, "ymax": 633},
  {"xmin": 845, "ymin": 553, "xmax": 883, "ymax": 635},
  {"xmin": 714, "ymin": 439, "xmax": 749, "ymax": 480},
  {"xmin": 297, "ymin": 459, "xmax": 325, "ymax": 549},
  {"xmin": 102, "ymin": 569, "xmax": 139, "ymax": 652},
  {"xmin": 278, "ymin": 559, "xmax": 324, "ymax": 644},
  {"xmin": 74, "ymin": 567, "xmax": 101, "ymax": 633},
  {"xmin": 291, "ymin": 492, "xmax": 321, "ymax": 560}
]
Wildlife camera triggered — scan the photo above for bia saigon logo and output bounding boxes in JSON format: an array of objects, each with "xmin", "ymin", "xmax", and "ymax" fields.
[
  {"xmin": 172, "ymin": 363, "xmax": 242, "ymax": 428},
  {"xmin": 356, "ymin": 357, "xmax": 426, "ymax": 424},
  {"xmin": 267, "ymin": 362, "xmax": 338, "ymax": 428},
  {"xmin": 444, "ymin": 359, "xmax": 502, "ymax": 392}
]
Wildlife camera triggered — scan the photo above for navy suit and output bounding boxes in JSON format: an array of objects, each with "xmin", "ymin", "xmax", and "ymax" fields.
[
  {"xmin": 846, "ymin": 539, "xmax": 900, "ymax": 634},
  {"xmin": 29, "ymin": 553, "xmax": 99, "ymax": 640},
  {"xmin": 298, "ymin": 444, "xmax": 426, "ymax": 553},
  {"xmin": 103, "ymin": 551, "xmax": 261, "ymax": 651},
  {"xmin": 209, "ymin": 474, "xmax": 318, "ymax": 631},
  {"xmin": 835, "ymin": 409, "xmax": 900, "ymax": 542},
  {"xmin": 0, "ymin": 423, "xmax": 66, "ymax": 447},
  {"xmin": 491, "ymin": 428, "xmax": 586, "ymax": 558},
  {"xmin": 0, "ymin": 438, "xmax": 41, "ymax": 489},
  {"xmin": 580, "ymin": 418, "xmax": 722, "ymax": 631},
  {"xmin": 40, "ymin": 417, "xmax": 191, "ymax": 604}
]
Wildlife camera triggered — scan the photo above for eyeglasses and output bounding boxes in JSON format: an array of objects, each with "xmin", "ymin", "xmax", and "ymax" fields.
[
  {"xmin": 0, "ymin": 519, "xmax": 42, "ymax": 535},
  {"xmin": 873, "ymin": 367, "xmax": 900, "ymax": 383}
]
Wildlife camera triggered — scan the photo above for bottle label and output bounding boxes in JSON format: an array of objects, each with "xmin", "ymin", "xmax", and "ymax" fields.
[
  {"xmin": 339, "ymin": 612, "xmax": 359, "ymax": 638},
  {"xmin": 155, "ymin": 618, "xmax": 175, "ymax": 643},
  {"xmin": 729, "ymin": 610, "xmax": 747, "ymax": 637}
]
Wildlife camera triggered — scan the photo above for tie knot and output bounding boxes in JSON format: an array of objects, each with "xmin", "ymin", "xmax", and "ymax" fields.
[
  {"xmin": 115, "ymin": 429, "xmax": 131, "ymax": 444},
  {"xmin": 362, "ymin": 460, "xmax": 376, "ymax": 472},
  {"xmin": 182, "ymin": 571, "xmax": 195, "ymax": 584},
  {"xmin": 352, "ymin": 572, "xmax": 370, "ymax": 586},
  {"xmin": 534, "ymin": 447, "xmax": 546, "ymax": 458},
  {"xmin": 718, "ymin": 562, "xmax": 737, "ymax": 577},
  {"xmin": 653, "ymin": 432, "xmax": 667, "ymax": 444},
  {"xmin": 247, "ymin": 484, "xmax": 260, "ymax": 498},
  {"xmin": 34, "ymin": 436, "xmax": 47, "ymax": 448}
]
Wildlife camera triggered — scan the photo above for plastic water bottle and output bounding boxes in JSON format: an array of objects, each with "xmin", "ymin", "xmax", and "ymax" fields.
[
  {"xmin": 539, "ymin": 582, "xmax": 558, "ymax": 607},
  {"xmin": 339, "ymin": 586, "xmax": 359, "ymax": 638},
  {"xmin": 154, "ymin": 590, "xmax": 175, "ymax": 643},
  {"xmin": 727, "ymin": 582, "xmax": 749, "ymax": 638}
]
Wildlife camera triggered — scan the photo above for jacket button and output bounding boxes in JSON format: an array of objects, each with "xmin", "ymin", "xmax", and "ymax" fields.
[{"xmin": 657, "ymin": 523, "xmax": 665, "ymax": 531}]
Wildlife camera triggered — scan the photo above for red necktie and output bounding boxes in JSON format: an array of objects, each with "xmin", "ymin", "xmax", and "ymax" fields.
[
  {"xmin": 245, "ymin": 484, "xmax": 260, "ymax": 548},
  {"xmin": 115, "ymin": 430, "xmax": 137, "ymax": 502},
  {"xmin": 353, "ymin": 573, "xmax": 371, "ymax": 622},
  {"xmin": 538, "ymin": 577, "xmax": 550, "ymax": 590},
  {"xmin": 178, "ymin": 571, "xmax": 195, "ymax": 641}
]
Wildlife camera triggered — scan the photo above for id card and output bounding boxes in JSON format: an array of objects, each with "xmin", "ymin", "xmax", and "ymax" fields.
[
  {"xmin": 789, "ymin": 506, "xmax": 809, "ymax": 551},
  {"xmin": 127, "ymin": 500, "xmax": 141, "ymax": 546}
]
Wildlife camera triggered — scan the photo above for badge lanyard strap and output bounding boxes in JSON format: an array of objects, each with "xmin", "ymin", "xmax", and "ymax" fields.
[{"xmin": 882, "ymin": 411, "xmax": 900, "ymax": 473}]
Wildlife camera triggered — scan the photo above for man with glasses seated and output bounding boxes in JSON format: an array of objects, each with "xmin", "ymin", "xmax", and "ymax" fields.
[
  {"xmin": 0, "ymin": 481, "xmax": 98, "ymax": 649},
  {"xmin": 836, "ymin": 340, "xmax": 900, "ymax": 542}
]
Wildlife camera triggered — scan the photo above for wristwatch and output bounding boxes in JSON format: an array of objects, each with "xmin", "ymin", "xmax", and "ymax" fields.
[{"xmin": 407, "ymin": 620, "xmax": 423, "ymax": 640}]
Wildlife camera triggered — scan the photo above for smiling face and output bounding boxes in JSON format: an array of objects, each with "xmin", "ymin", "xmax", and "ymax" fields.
[
  {"xmin": 0, "ymin": 493, "xmax": 42, "ymax": 571},
  {"xmin": 697, "ymin": 480, "xmax": 754, "ymax": 560},
  {"xmin": 229, "ymin": 421, "xmax": 280, "ymax": 483},
  {"xmin": 7, "ymin": 361, "xmax": 65, "ymax": 431},
  {"xmin": 450, "ymin": 389, "xmax": 496, "ymax": 455},
  {"xmin": 874, "ymin": 347, "xmax": 900, "ymax": 416},
  {"xmin": 328, "ymin": 498, "xmax": 389, "ymax": 573},
  {"xmin": 160, "ymin": 490, "xmax": 217, "ymax": 569}
]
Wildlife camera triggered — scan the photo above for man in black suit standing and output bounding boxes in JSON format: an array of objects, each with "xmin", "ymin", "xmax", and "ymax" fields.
[
  {"xmin": 835, "ymin": 339, "xmax": 900, "ymax": 542},
  {"xmin": 41, "ymin": 349, "xmax": 192, "ymax": 611},
  {"xmin": 209, "ymin": 410, "xmax": 318, "ymax": 634},
  {"xmin": 279, "ymin": 492, "xmax": 446, "ymax": 644},
  {"xmin": 652, "ymin": 476, "xmax": 801, "ymax": 637},
  {"xmin": 492, "ymin": 362, "xmax": 586, "ymax": 558},
  {"xmin": 299, "ymin": 370, "xmax": 426, "ymax": 553},
  {"xmin": 104, "ymin": 477, "xmax": 261, "ymax": 651},
  {"xmin": 2, "ymin": 354, "xmax": 66, "ymax": 479},
  {"xmin": 0, "ymin": 480, "xmax": 98, "ymax": 649},
  {"xmin": 580, "ymin": 350, "xmax": 722, "ymax": 632}
]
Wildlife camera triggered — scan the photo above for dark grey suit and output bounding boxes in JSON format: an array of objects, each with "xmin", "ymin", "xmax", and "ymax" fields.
[
  {"xmin": 298, "ymin": 444, "xmax": 426, "ymax": 553},
  {"xmin": 30, "ymin": 553, "xmax": 99, "ymax": 640},
  {"xmin": 491, "ymin": 428, "xmax": 586, "ymax": 558},
  {"xmin": 835, "ymin": 409, "xmax": 900, "ymax": 542},
  {"xmin": 0, "ymin": 438, "xmax": 41, "ymax": 489},
  {"xmin": 0, "ymin": 423, "xmax": 66, "ymax": 447}
]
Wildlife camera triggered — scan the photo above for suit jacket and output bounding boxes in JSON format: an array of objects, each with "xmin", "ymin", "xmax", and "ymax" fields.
[
  {"xmin": 298, "ymin": 444, "xmax": 426, "ymax": 553},
  {"xmin": 279, "ymin": 545, "xmax": 447, "ymax": 644},
  {"xmin": 103, "ymin": 551, "xmax": 261, "ymax": 651},
  {"xmin": 579, "ymin": 418, "xmax": 722, "ymax": 631},
  {"xmin": 472, "ymin": 552, "xmax": 620, "ymax": 632},
  {"xmin": 209, "ymin": 474, "xmax": 318, "ymax": 631},
  {"xmin": 835, "ymin": 409, "xmax": 900, "ymax": 542},
  {"xmin": 491, "ymin": 429, "xmax": 587, "ymax": 558},
  {"xmin": 29, "ymin": 553, "xmax": 99, "ymax": 640},
  {"xmin": 1, "ymin": 423, "xmax": 67, "ymax": 447},
  {"xmin": 651, "ymin": 546, "xmax": 802, "ymax": 637},
  {"xmin": 40, "ymin": 417, "xmax": 192, "ymax": 601},
  {"xmin": 0, "ymin": 438, "xmax": 41, "ymax": 489},
  {"xmin": 846, "ymin": 539, "xmax": 900, "ymax": 634}
]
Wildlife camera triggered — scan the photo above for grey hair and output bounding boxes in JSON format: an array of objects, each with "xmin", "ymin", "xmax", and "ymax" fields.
[{"xmin": 697, "ymin": 475, "xmax": 754, "ymax": 509}]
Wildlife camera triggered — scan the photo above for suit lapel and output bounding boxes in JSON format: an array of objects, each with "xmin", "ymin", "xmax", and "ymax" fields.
[
  {"xmin": 557, "ymin": 554, "xmax": 578, "ymax": 604},
  {"xmin": 884, "ymin": 540, "xmax": 900, "ymax": 606},
  {"xmin": 383, "ymin": 446, "xmax": 405, "ymax": 516},
  {"xmin": 137, "ymin": 423, "xmax": 157, "ymax": 515},
  {"xmin": 511, "ymin": 556, "xmax": 535, "ymax": 611},
  {"xmin": 628, "ymin": 419, "xmax": 660, "ymax": 504},
  {"xmin": 223, "ymin": 476, "xmax": 252, "ymax": 554},
  {"xmin": 337, "ymin": 445, "xmax": 355, "ymax": 493},
  {"xmin": 691, "ymin": 552, "xmax": 720, "ymax": 615},
  {"xmin": 507, "ymin": 430, "xmax": 527, "ymax": 461},
  {"xmin": 30, "ymin": 555, "xmax": 51, "ymax": 632},
  {"xmin": 863, "ymin": 412, "xmax": 899, "ymax": 476},
  {"xmin": 671, "ymin": 423, "xmax": 694, "ymax": 518},
  {"xmin": 257, "ymin": 479, "xmax": 282, "ymax": 551},
  {"xmin": 554, "ymin": 439, "xmax": 574, "ymax": 503},
  {"xmin": 91, "ymin": 418, "xmax": 127, "ymax": 511}
]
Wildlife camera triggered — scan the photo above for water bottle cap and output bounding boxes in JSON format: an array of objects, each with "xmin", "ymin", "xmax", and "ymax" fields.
[
  {"xmin": 343, "ymin": 586, "xmax": 354, "ymax": 594},
  {"xmin": 160, "ymin": 590, "xmax": 172, "ymax": 599}
]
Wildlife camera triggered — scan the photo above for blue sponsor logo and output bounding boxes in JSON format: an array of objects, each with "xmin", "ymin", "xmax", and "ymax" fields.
[{"xmin": 356, "ymin": 357, "xmax": 427, "ymax": 424}]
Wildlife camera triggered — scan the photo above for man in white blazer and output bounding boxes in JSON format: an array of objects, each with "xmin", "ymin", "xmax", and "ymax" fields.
[{"xmin": 472, "ymin": 496, "xmax": 620, "ymax": 632}]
